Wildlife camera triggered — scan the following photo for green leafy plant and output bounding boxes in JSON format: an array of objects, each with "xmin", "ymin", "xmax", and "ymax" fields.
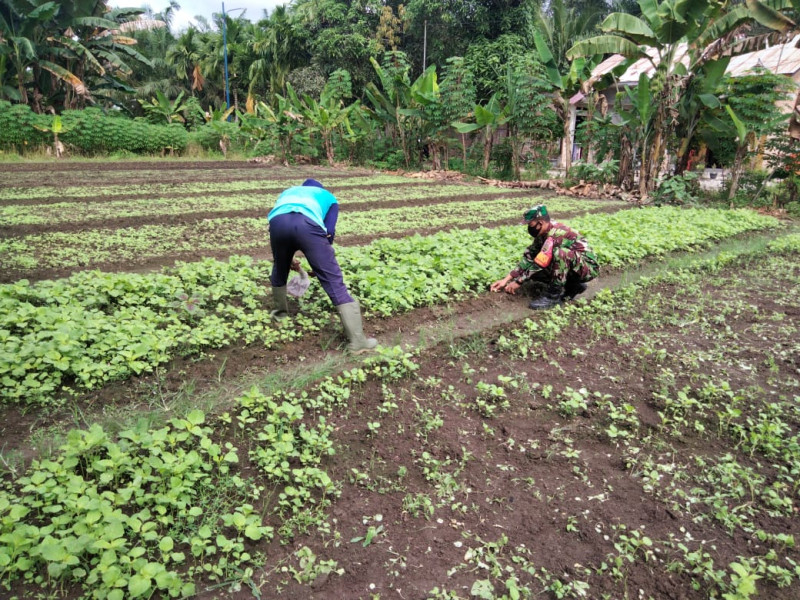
[{"xmin": 652, "ymin": 171, "xmax": 701, "ymax": 206}]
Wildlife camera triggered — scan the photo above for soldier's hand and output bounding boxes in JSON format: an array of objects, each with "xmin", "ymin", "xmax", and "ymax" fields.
[
  {"xmin": 504, "ymin": 281, "xmax": 521, "ymax": 295},
  {"xmin": 290, "ymin": 258, "xmax": 301, "ymax": 272},
  {"xmin": 490, "ymin": 276, "xmax": 512, "ymax": 293}
]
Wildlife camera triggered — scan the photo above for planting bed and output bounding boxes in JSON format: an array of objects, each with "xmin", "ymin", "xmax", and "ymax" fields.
[{"xmin": 1, "ymin": 160, "xmax": 798, "ymax": 600}]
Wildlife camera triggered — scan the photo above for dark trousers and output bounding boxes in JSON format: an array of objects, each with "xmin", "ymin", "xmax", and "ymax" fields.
[{"xmin": 269, "ymin": 212, "xmax": 354, "ymax": 306}]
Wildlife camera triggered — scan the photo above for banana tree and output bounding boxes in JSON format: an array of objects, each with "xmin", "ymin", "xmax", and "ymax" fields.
[
  {"xmin": 453, "ymin": 93, "xmax": 510, "ymax": 173},
  {"xmin": 288, "ymin": 81, "xmax": 358, "ymax": 166},
  {"xmin": 0, "ymin": 1, "xmax": 73, "ymax": 108},
  {"xmin": 364, "ymin": 53, "xmax": 439, "ymax": 167},
  {"xmin": 534, "ymin": 30, "xmax": 600, "ymax": 172},
  {"xmin": 617, "ymin": 74, "xmax": 656, "ymax": 197},
  {"xmin": 673, "ymin": 56, "xmax": 729, "ymax": 174},
  {"xmin": 240, "ymin": 94, "xmax": 303, "ymax": 161},
  {"xmin": 567, "ymin": 0, "xmax": 760, "ymax": 196},
  {"xmin": 34, "ymin": 113, "xmax": 68, "ymax": 157},
  {"xmin": 139, "ymin": 90, "xmax": 189, "ymax": 123},
  {"xmin": 1, "ymin": 1, "xmax": 149, "ymax": 111}
]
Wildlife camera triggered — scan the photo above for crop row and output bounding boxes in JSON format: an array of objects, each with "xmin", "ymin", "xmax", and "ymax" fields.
[
  {"xmin": 0, "ymin": 184, "xmax": 520, "ymax": 226},
  {"xmin": 0, "ymin": 166, "xmax": 330, "ymax": 188},
  {"xmin": 0, "ymin": 175, "xmax": 415, "ymax": 202},
  {"xmin": 0, "ymin": 196, "xmax": 609, "ymax": 272},
  {"xmin": 0, "ymin": 207, "xmax": 781, "ymax": 405}
]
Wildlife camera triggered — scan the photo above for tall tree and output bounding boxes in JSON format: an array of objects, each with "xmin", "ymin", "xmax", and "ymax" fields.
[
  {"xmin": 534, "ymin": 0, "xmax": 604, "ymax": 72},
  {"xmin": 403, "ymin": 0, "xmax": 538, "ymax": 74},
  {"xmin": 502, "ymin": 56, "xmax": 560, "ymax": 179},
  {"xmin": 292, "ymin": 0, "xmax": 382, "ymax": 92},
  {"xmin": 364, "ymin": 50, "xmax": 439, "ymax": 167},
  {"xmin": 0, "ymin": 1, "xmax": 151, "ymax": 111},
  {"xmin": 249, "ymin": 6, "xmax": 309, "ymax": 105},
  {"xmin": 535, "ymin": 29, "xmax": 601, "ymax": 171}
]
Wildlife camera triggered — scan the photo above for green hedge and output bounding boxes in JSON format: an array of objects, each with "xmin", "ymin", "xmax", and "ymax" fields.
[
  {"xmin": 0, "ymin": 102, "xmax": 188, "ymax": 155},
  {"xmin": 0, "ymin": 102, "xmax": 49, "ymax": 150}
]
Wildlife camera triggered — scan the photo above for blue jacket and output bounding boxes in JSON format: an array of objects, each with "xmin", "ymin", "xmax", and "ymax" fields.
[{"xmin": 268, "ymin": 186, "xmax": 338, "ymax": 236}]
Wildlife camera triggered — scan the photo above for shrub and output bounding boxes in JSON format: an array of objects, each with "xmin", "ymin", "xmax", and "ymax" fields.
[
  {"xmin": 567, "ymin": 160, "xmax": 619, "ymax": 185},
  {"xmin": 652, "ymin": 171, "xmax": 701, "ymax": 206},
  {"xmin": 0, "ymin": 101, "xmax": 49, "ymax": 151},
  {"xmin": 60, "ymin": 109, "xmax": 188, "ymax": 155},
  {"xmin": 0, "ymin": 105, "xmax": 187, "ymax": 155},
  {"xmin": 187, "ymin": 121, "xmax": 242, "ymax": 153}
]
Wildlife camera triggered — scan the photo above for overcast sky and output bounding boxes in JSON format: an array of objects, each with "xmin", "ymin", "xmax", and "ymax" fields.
[{"xmin": 108, "ymin": 0, "xmax": 287, "ymax": 32}]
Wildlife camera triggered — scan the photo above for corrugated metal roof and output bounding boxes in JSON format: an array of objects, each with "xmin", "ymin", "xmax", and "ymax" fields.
[
  {"xmin": 591, "ymin": 35, "xmax": 800, "ymax": 84},
  {"xmin": 727, "ymin": 35, "xmax": 800, "ymax": 76}
]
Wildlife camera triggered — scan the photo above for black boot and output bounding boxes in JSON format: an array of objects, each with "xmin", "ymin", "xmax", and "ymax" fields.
[
  {"xmin": 528, "ymin": 283, "xmax": 564, "ymax": 310},
  {"xmin": 563, "ymin": 280, "xmax": 588, "ymax": 300}
]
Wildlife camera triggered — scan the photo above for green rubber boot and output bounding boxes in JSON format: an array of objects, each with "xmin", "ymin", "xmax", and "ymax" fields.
[
  {"xmin": 271, "ymin": 286, "xmax": 289, "ymax": 320},
  {"xmin": 336, "ymin": 301, "xmax": 378, "ymax": 354}
]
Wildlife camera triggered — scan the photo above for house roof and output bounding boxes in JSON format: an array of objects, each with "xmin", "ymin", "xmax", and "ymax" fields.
[
  {"xmin": 726, "ymin": 35, "xmax": 800, "ymax": 76},
  {"xmin": 591, "ymin": 35, "xmax": 800, "ymax": 85}
]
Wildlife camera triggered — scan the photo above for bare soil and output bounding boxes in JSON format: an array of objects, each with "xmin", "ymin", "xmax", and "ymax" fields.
[{"xmin": 4, "ymin": 161, "xmax": 797, "ymax": 600}]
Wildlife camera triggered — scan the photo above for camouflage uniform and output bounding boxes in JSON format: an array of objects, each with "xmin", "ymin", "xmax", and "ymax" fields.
[{"xmin": 509, "ymin": 221, "xmax": 599, "ymax": 286}]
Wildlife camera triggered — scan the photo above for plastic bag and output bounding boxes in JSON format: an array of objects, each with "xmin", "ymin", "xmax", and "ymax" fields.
[{"xmin": 287, "ymin": 268, "xmax": 311, "ymax": 297}]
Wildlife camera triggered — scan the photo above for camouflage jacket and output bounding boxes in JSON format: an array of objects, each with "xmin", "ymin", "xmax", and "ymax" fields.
[{"xmin": 509, "ymin": 221, "xmax": 594, "ymax": 283}]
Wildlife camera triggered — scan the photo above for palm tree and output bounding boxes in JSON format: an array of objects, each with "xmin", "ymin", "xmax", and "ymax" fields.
[
  {"xmin": 167, "ymin": 28, "xmax": 205, "ymax": 94},
  {"xmin": 249, "ymin": 6, "xmax": 308, "ymax": 105}
]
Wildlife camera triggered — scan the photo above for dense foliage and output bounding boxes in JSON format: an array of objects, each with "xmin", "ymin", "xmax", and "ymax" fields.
[
  {"xmin": 0, "ymin": 101, "xmax": 187, "ymax": 155},
  {"xmin": 1, "ymin": 0, "xmax": 799, "ymax": 194}
]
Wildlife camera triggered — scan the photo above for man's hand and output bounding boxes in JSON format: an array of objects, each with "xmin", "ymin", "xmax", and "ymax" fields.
[
  {"xmin": 290, "ymin": 258, "xmax": 301, "ymax": 272},
  {"xmin": 504, "ymin": 281, "xmax": 521, "ymax": 295},
  {"xmin": 490, "ymin": 275, "xmax": 512, "ymax": 293}
]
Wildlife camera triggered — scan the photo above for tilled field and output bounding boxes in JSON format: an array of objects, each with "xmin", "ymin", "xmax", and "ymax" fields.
[
  {"xmin": 1, "ymin": 160, "xmax": 798, "ymax": 600},
  {"xmin": 0, "ymin": 161, "xmax": 620, "ymax": 282}
]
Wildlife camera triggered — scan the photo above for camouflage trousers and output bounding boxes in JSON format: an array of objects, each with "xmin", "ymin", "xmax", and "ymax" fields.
[{"xmin": 550, "ymin": 247, "xmax": 599, "ymax": 285}]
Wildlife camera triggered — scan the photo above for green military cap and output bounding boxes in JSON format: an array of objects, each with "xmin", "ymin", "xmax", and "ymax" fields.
[{"xmin": 522, "ymin": 204, "xmax": 548, "ymax": 222}]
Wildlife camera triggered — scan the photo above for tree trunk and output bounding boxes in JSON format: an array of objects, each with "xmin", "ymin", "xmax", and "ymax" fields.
[
  {"xmin": 13, "ymin": 57, "xmax": 28, "ymax": 106},
  {"xmin": 618, "ymin": 134, "xmax": 634, "ymax": 190},
  {"xmin": 645, "ymin": 128, "xmax": 664, "ymax": 194},
  {"xmin": 461, "ymin": 133, "xmax": 467, "ymax": 165},
  {"xmin": 324, "ymin": 132, "xmax": 335, "ymax": 166},
  {"xmin": 430, "ymin": 142, "xmax": 441, "ymax": 170},
  {"xmin": 561, "ymin": 107, "xmax": 572, "ymax": 173},
  {"xmin": 639, "ymin": 141, "xmax": 648, "ymax": 199},
  {"xmin": 727, "ymin": 144, "xmax": 748, "ymax": 207},
  {"xmin": 482, "ymin": 129, "xmax": 493, "ymax": 173}
]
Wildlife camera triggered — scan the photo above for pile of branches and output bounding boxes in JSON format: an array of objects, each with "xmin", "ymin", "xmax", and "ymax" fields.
[
  {"xmin": 405, "ymin": 170, "xmax": 466, "ymax": 182},
  {"xmin": 477, "ymin": 177, "xmax": 639, "ymax": 203}
]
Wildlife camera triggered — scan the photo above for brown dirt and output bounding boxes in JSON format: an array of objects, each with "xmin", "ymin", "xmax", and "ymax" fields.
[
  {"xmin": 4, "ymin": 161, "xmax": 797, "ymax": 600},
  {"xmin": 213, "ymin": 261, "xmax": 799, "ymax": 599},
  {"xmin": 3, "ymin": 255, "xmax": 799, "ymax": 600}
]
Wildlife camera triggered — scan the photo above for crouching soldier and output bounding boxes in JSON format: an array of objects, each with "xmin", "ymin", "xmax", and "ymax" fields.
[{"xmin": 490, "ymin": 205, "xmax": 598, "ymax": 310}]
